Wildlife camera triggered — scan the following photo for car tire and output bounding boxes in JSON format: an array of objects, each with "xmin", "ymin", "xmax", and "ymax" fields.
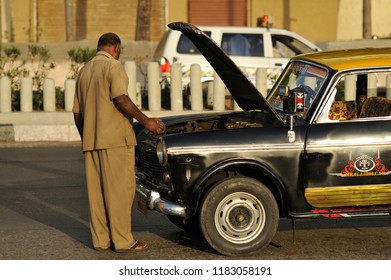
[{"xmin": 199, "ymin": 176, "xmax": 279, "ymax": 256}]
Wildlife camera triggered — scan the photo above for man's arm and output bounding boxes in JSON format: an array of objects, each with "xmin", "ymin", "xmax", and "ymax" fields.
[
  {"xmin": 113, "ymin": 95, "xmax": 163, "ymax": 134},
  {"xmin": 73, "ymin": 112, "xmax": 84, "ymax": 139}
]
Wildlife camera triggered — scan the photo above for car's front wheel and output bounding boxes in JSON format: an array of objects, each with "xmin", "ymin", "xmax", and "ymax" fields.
[{"xmin": 199, "ymin": 177, "xmax": 279, "ymax": 256}]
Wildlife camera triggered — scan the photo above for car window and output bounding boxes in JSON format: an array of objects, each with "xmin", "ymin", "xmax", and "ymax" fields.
[
  {"xmin": 268, "ymin": 62, "xmax": 328, "ymax": 117},
  {"xmin": 221, "ymin": 33, "xmax": 264, "ymax": 57},
  {"xmin": 177, "ymin": 31, "xmax": 212, "ymax": 54},
  {"xmin": 271, "ymin": 35, "xmax": 316, "ymax": 58},
  {"xmin": 318, "ymin": 71, "xmax": 391, "ymax": 123}
]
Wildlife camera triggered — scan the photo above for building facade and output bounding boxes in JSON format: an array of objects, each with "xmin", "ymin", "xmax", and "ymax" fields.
[{"xmin": 1, "ymin": 0, "xmax": 391, "ymax": 43}]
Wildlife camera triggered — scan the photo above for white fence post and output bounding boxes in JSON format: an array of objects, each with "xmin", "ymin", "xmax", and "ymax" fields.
[
  {"xmin": 387, "ymin": 74, "xmax": 391, "ymax": 99},
  {"xmin": 233, "ymin": 67, "xmax": 246, "ymax": 110},
  {"xmin": 64, "ymin": 79, "xmax": 76, "ymax": 111},
  {"xmin": 170, "ymin": 64, "xmax": 183, "ymax": 111},
  {"xmin": 147, "ymin": 62, "xmax": 161, "ymax": 111},
  {"xmin": 190, "ymin": 64, "xmax": 203, "ymax": 111},
  {"xmin": 233, "ymin": 99, "xmax": 240, "ymax": 111},
  {"xmin": 367, "ymin": 73, "xmax": 377, "ymax": 98},
  {"xmin": 213, "ymin": 72, "xmax": 225, "ymax": 111},
  {"xmin": 344, "ymin": 75, "xmax": 356, "ymax": 101},
  {"xmin": 43, "ymin": 78, "xmax": 56, "ymax": 112},
  {"xmin": 207, "ymin": 81, "xmax": 214, "ymax": 108},
  {"xmin": 136, "ymin": 81, "xmax": 142, "ymax": 108},
  {"xmin": 256, "ymin": 68, "xmax": 267, "ymax": 97},
  {"xmin": 125, "ymin": 61, "xmax": 139, "ymax": 107},
  {"xmin": 0, "ymin": 60, "xmax": 253, "ymax": 116},
  {"xmin": 0, "ymin": 76, "xmax": 12, "ymax": 113},
  {"xmin": 21, "ymin": 77, "xmax": 33, "ymax": 112}
]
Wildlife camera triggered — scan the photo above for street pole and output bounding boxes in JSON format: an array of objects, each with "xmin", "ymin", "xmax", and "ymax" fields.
[
  {"xmin": 363, "ymin": 0, "xmax": 372, "ymax": 39},
  {"xmin": 65, "ymin": 0, "xmax": 74, "ymax": 41}
]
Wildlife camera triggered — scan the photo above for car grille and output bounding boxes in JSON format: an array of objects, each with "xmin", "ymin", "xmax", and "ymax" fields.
[{"xmin": 139, "ymin": 147, "xmax": 164, "ymax": 181}]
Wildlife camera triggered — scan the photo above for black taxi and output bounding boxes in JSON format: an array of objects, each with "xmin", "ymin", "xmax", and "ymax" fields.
[{"xmin": 135, "ymin": 22, "xmax": 391, "ymax": 256}]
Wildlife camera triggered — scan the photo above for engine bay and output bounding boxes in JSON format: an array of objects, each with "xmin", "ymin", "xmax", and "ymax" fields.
[{"xmin": 164, "ymin": 111, "xmax": 265, "ymax": 134}]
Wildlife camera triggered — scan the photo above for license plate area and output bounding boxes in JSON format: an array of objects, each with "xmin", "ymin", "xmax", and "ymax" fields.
[{"xmin": 136, "ymin": 195, "xmax": 149, "ymax": 217}]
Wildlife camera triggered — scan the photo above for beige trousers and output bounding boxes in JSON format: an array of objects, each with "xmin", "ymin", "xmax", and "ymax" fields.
[{"xmin": 84, "ymin": 146, "xmax": 136, "ymax": 250}]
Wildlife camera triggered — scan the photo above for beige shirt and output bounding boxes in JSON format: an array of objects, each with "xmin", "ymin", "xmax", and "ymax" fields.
[{"xmin": 73, "ymin": 51, "xmax": 136, "ymax": 151}]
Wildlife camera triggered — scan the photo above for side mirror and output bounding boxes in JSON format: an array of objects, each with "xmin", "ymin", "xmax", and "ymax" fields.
[
  {"xmin": 278, "ymin": 85, "xmax": 302, "ymax": 143},
  {"xmin": 281, "ymin": 85, "xmax": 306, "ymax": 115},
  {"xmin": 278, "ymin": 85, "xmax": 291, "ymax": 114}
]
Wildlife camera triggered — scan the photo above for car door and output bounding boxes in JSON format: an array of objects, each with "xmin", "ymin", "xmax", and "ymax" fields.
[{"xmin": 303, "ymin": 71, "xmax": 391, "ymax": 209}]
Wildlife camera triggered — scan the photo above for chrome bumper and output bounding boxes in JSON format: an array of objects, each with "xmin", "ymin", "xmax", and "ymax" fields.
[{"xmin": 136, "ymin": 178, "xmax": 187, "ymax": 218}]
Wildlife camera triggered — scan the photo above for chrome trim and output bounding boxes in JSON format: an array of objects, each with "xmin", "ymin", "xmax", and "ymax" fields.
[
  {"xmin": 167, "ymin": 143, "xmax": 304, "ymax": 155},
  {"xmin": 136, "ymin": 178, "xmax": 187, "ymax": 218},
  {"xmin": 306, "ymin": 140, "xmax": 391, "ymax": 149},
  {"xmin": 289, "ymin": 211, "xmax": 391, "ymax": 219}
]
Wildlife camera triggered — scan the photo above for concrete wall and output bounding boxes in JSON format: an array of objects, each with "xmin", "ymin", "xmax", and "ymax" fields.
[
  {"xmin": 83, "ymin": 0, "xmax": 137, "ymax": 41},
  {"xmin": 6, "ymin": 0, "xmax": 165, "ymax": 43},
  {"xmin": 250, "ymin": 0, "xmax": 338, "ymax": 42},
  {"xmin": 337, "ymin": 0, "xmax": 391, "ymax": 40},
  {"xmin": 167, "ymin": 0, "xmax": 188, "ymax": 28},
  {"xmin": 4, "ymin": 0, "xmax": 391, "ymax": 44}
]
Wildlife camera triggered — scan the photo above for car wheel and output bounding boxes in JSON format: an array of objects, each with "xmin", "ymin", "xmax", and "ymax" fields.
[{"xmin": 199, "ymin": 177, "xmax": 279, "ymax": 256}]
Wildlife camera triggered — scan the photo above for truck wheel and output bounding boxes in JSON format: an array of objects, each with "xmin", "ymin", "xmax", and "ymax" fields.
[{"xmin": 199, "ymin": 177, "xmax": 279, "ymax": 256}]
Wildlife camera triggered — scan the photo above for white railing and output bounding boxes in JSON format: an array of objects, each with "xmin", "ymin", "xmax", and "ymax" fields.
[
  {"xmin": 2, "ymin": 62, "xmax": 391, "ymax": 142},
  {"xmin": 2, "ymin": 62, "xmax": 391, "ymax": 115},
  {"xmin": 0, "ymin": 62, "xmax": 269, "ymax": 114}
]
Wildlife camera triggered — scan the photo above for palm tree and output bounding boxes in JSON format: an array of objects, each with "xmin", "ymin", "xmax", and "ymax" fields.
[
  {"xmin": 363, "ymin": 0, "xmax": 371, "ymax": 39},
  {"xmin": 65, "ymin": 0, "xmax": 74, "ymax": 41},
  {"xmin": 135, "ymin": 0, "xmax": 151, "ymax": 40}
]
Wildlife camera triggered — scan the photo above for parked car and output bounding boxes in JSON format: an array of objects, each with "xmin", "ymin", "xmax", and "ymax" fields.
[
  {"xmin": 153, "ymin": 23, "xmax": 321, "ymax": 88},
  {"xmin": 135, "ymin": 22, "xmax": 391, "ymax": 256}
]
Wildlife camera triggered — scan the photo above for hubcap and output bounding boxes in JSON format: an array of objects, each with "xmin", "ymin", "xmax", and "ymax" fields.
[{"xmin": 214, "ymin": 192, "xmax": 266, "ymax": 244}]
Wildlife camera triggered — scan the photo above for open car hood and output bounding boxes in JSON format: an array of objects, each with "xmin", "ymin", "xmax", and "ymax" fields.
[{"xmin": 169, "ymin": 22, "xmax": 281, "ymax": 120}]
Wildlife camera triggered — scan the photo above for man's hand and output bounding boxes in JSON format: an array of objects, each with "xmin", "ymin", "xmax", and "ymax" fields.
[
  {"xmin": 113, "ymin": 95, "xmax": 165, "ymax": 134},
  {"xmin": 144, "ymin": 118, "xmax": 165, "ymax": 135},
  {"xmin": 73, "ymin": 112, "xmax": 84, "ymax": 139}
]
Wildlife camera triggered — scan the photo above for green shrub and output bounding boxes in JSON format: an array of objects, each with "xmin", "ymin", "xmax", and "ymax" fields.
[
  {"xmin": 11, "ymin": 90, "xmax": 20, "ymax": 111},
  {"xmin": 32, "ymin": 90, "xmax": 43, "ymax": 111},
  {"xmin": 67, "ymin": 47, "xmax": 96, "ymax": 79},
  {"xmin": 27, "ymin": 45, "xmax": 56, "ymax": 91},
  {"xmin": 56, "ymin": 87, "xmax": 65, "ymax": 110},
  {"xmin": 0, "ymin": 46, "xmax": 28, "ymax": 91}
]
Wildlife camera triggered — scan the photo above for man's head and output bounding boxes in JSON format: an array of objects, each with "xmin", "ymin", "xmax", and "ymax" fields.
[{"xmin": 97, "ymin": 33, "xmax": 121, "ymax": 60}]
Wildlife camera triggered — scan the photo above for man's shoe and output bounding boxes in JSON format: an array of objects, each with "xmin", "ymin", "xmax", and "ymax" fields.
[{"xmin": 115, "ymin": 240, "xmax": 148, "ymax": 253}]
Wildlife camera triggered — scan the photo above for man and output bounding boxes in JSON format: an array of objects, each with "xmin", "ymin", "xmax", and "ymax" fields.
[{"xmin": 73, "ymin": 33, "xmax": 163, "ymax": 252}]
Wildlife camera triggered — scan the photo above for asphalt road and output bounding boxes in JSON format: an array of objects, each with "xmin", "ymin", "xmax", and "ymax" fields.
[{"xmin": 0, "ymin": 143, "xmax": 390, "ymax": 260}]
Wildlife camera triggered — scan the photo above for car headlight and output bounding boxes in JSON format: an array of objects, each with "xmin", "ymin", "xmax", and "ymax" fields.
[{"xmin": 156, "ymin": 137, "xmax": 168, "ymax": 166}]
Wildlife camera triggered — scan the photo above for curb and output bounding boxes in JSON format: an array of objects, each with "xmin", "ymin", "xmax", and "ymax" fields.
[
  {"xmin": 0, "ymin": 124, "xmax": 80, "ymax": 142},
  {"xmin": 0, "ymin": 112, "xmax": 80, "ymax": 142}
]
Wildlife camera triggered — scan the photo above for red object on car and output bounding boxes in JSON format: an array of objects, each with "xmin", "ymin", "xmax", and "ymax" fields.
[{"xmin": 160, "ymin": 57, "xmax": 171, "ymax": 73}]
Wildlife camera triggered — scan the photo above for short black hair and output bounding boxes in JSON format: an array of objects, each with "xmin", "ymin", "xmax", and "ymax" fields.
[{"xmin": 97, "ymin": 33, "xmax": 121, "ymax": 50}]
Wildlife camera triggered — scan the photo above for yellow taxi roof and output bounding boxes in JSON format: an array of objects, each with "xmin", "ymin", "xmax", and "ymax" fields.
[{"xmin": 295, "ymin": 48, "xmax": 391, "ymax": 71}]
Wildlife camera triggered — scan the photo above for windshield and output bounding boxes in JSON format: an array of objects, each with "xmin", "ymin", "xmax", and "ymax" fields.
[{"xmin": 268, "ymin": 61, "xmax": 328, "ymax": 117}]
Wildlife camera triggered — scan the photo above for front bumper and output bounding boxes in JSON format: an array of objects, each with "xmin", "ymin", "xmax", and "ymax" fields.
[{"xmin": 136, "ymin": 178, "xmax": 187, "ymax": 218}]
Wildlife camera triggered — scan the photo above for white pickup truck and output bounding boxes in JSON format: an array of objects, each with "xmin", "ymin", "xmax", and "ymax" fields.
[{"xmin": 154, "ymin": 24, "xmax": 321, "ymax": 88}]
